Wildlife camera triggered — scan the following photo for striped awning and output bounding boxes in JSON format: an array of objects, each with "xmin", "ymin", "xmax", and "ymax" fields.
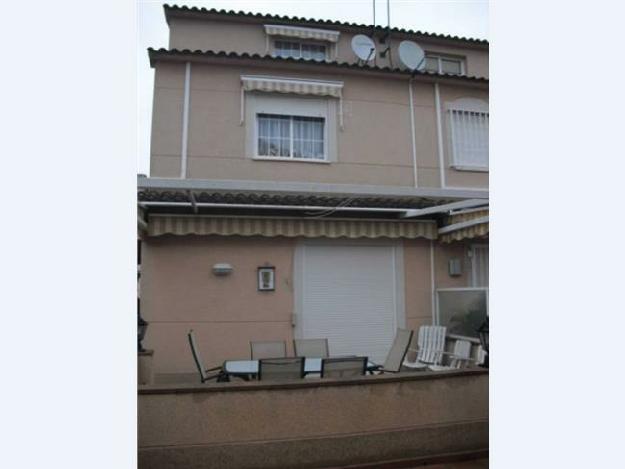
[
  {"xmin": 147, "ymin": 216, "xmax": 437, "ymax": 240},
  {"xmin": 439, "ymin": 209, "xmax": 489, "ymax": 243},
  {"xmin": 264, "ymin": 24, "xmax": 340, "ymax": 43},
  {"xmin": 241, "ymin": 76, "xmax": 343, "ymax": 98}
]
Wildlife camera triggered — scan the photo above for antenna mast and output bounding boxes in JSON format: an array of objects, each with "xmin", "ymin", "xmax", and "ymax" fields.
[{"xmin": 379, "ymin": 0, "xmax": 393, "ymax": 66}]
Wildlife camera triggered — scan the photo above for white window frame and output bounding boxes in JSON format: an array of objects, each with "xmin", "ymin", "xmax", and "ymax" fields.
[
  {"xmin": 435, "ymin": 287, "xmax": 489, "ymax": 342},
  {"xmin": 425, "ymin": 54, "xmax": 466, "ymax": 75},
  {"xmin": 254, "ymin": 113, "xmax": 328, "ymax": 162},
  {"xmin": 273, "ymin": 39, "xmax": 329, "ymax": 61},
  {"xmin": 245, "ymin": 92, "xmax": 336, "ymax": 164},
  {"xmin": 446, "ymin": 98, "xmax": 489, "ymax": 172}
]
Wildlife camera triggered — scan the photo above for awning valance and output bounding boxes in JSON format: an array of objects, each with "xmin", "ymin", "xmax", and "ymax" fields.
[
  {"xmin": 241, "ymin": 76, "xmax": 343, "ymax": 98},
  {"xmin": 147, "ymin": 216, "xmax": 437, "ymax": 240},
  {"xmin": 240, "ymin": 76, "xmax": 344, "ymax": 128},
  {"xmin": 264, "ymin": 24, "xmax": 340, "ymax": 43},
  {"xmin": 438, "ymin": 209, "xmax": 489, "ymax": 243}
]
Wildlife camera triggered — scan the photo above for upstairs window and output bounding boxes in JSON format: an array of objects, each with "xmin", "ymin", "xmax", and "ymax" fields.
[
  {"xmin": 448, "ymin": 99, "xmax": 489, "ymax": 170},
  {"xmin": 257, "ymin": 113, "xmax": 325, "ymax": 160},
  {"xmin": 274, "ymin": 40, "xmax": 327, "ymax": 61},
  {"xmin": 425, "ymin": 54, "xmax": 465, "ymax": 75}
]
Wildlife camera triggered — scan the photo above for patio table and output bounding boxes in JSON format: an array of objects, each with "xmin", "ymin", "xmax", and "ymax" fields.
[{"xmin": 223, "ymin": 357, "xmax": 378, "ymax": 380}]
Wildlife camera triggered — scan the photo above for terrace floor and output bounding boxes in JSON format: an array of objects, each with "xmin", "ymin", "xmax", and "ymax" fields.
[{"xmin": 420, "ymin": 458, "xmax": 488, "ymax": 468}]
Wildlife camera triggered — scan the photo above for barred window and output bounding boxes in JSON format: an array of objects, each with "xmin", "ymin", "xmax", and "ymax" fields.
[{"xmin": 449, "ymin": 109, "xmax": 489, "ymax": 169}]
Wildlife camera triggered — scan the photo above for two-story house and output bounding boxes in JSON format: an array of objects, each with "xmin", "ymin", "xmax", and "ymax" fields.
[{"xmin": 138, "ymin": 4, "xmax": 489, "ymax": 379}]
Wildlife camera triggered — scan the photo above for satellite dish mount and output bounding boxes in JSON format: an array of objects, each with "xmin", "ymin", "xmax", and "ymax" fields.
[
  {"xmin": 398, "ymin": 40, "xmax": 426, "ymax": 74},
  {"xmin": 351, "ymin": 34, "xmax": 377, "ymax": 64}
]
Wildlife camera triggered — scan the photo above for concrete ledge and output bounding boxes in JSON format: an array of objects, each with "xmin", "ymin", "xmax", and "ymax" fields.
[
  {"xmin": 139, "ymin": 420, "xmax": 488, "ymax": 469},
  {"xmin": 139, "ymin": 369, "xmax": 487, "ymax": 468},
  {"xmin": 139, "ymin": 368, "xmax": 488, "ymax": 394}
]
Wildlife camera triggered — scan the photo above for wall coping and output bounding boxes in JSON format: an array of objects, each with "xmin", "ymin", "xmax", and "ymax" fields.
[{"xmin": 138, "ymin": 368, "xmax": 487, "ymax": 395}]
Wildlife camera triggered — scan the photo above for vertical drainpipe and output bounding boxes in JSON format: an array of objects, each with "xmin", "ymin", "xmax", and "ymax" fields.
[
  {"xmin": 434, "ymin": 82, "xmax": 446, "ymax": 188},
  {"xmin": 180, "ymin": 61, "xmax": 191, "ymax": 179},
  {"xmin": 430, "ymin": 240, "xmax": 437, "ymax": 324},
  {"xmin": 408, "ymin": 78, "xmax": 418, "ymax": 187}
]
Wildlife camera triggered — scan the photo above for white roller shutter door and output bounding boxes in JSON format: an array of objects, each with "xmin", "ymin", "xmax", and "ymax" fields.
[{"xmin": 300, "ymin": 244, "xmax": 400, "ymax": 364}]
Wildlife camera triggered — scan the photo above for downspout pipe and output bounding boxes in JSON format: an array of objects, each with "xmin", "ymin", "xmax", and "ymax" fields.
[{"xmin": 408, "ymin": 77, "xmax": 418, "ymax": 187}]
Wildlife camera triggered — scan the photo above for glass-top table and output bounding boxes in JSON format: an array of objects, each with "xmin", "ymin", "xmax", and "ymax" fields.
[{"xmin": 223, "ymin": 357, "xmax": 378, "ymax": 378}]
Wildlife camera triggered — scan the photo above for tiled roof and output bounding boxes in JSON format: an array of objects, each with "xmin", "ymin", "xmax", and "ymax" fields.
[
  {"xmin": 148, "ymin": 48, "xmax": 489, "ymax": 84},
  {"xmin": 163, "ymin": 4, "xmax": 488, "ymax": 47},
  {"xmin": 138, "ymin": 190, "xmax": 439, "ymax": 210}
]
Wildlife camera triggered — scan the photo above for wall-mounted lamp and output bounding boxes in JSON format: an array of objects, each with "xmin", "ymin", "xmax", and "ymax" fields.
[
  {"xmin": 448, "ymin": 258, "xmax": 462, "ymax": 277},
  {"xmin": 212, "ymin": 263, "xmax": 233, "ymax": 276},
  {"xmin": 258, "ymin": 266, "xmax": 275, "ymax": 291}
]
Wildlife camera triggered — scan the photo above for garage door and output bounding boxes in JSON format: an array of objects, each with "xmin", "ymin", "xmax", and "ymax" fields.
[{"xmin": 298, "ymin": 243, "xmax": 403, "ymax": 364}]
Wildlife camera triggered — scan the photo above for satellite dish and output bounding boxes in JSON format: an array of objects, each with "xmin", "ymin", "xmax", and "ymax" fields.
[
  {"xmin": 398, "ymin": 40, "xmax": 426, "ymax": 71},
  {"xmin": 351, "ymin": 34, "xmax": 376, "ymax": 61}
]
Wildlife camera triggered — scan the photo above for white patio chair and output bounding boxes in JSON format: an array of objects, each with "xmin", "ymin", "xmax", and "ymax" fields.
[
  {"xmin": 428, "ymin": 339, "xmax": 478, "ymax": 371},
  {"xmin": 402, "ymin": 325, "xmax": 447, "ymax": 370}
]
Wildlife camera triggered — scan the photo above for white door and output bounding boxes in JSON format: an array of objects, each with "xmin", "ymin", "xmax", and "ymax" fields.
[{"xmin": 297, "ymin": 243, "xmax": 403, "ymax": 364}]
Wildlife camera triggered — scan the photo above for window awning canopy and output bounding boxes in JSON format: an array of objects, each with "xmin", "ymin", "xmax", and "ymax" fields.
[
  {"xmin": 240, "ymin": 75, "xmax": 344, "ymax": 127},
  {"xmin": 147, "ymin": 215, "xmax": 437, "ymax": 240},
  {"xmin": 241, "ymin": 75, "xmax": 343, "ymax": 98},
  {"xmin": 264, "ymin": 24, "xmax": 340, "ymax": 43},
  {"xmin": 438, "ymin": 209, "xmax": 489, "ymax": 243}
]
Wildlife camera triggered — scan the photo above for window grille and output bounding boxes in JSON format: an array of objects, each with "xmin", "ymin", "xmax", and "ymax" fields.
[
  {"xmin": 257, "ymin": 113, "xmax": 325, "ymax": 160},
  {"xmin": 449, "ymin": 109, "xmax": 489, "ymax": 168}
]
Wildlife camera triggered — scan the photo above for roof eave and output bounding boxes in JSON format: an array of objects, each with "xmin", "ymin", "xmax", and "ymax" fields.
[
  {"xmin": 147, "ymin": 48, "xmax": 489, "ymax": 88},
  {"xmin": 162, "ymin": 4, "xmax": 489, "ymax": 50}
]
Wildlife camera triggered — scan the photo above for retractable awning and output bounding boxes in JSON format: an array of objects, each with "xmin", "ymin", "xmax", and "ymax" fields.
[
  {"xmin": 147, "ymin": 215, "xmax": 437, "ymax": 240},
  {"xmin": 240, "ymin": 75, "xmax": 344, "ymax": 127},
  {"xmin": 241, "ymin": 75, "xmax": 343, "ymax": 97},
  {"xmin": 438, "ymin": 209, "xmax": 489, "ymax": 243},
  {"xmin": 263, "ymin": 24, "xmax": 340, "ymax": 43}
]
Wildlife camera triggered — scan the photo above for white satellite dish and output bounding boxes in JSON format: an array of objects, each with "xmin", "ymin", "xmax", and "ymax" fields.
[
  {"xmin": 398, "ymin": 40, "xmax": 426, "ymax": 71},
  {"xmin": 351, "ymin": 34, "xmax": 376, "ymax": 61}
]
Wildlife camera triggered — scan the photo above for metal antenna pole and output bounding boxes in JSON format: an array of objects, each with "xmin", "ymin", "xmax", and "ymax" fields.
[
  {"xmin": 386, "ymin": 0, "xmax": 393, "ymax": 66},
  {"xmin": 373, "ymin": 0, "xmax": 376, "ymax": 28}
]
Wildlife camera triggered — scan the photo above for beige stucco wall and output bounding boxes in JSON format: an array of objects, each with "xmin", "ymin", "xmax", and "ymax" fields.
[
  {"xmin": 150, "ymin": 61, "xmax": 488, "ymax": 189},
  {"xmin": 167, "ymin": 17, "xmax": 489, "ymax": 79},
  {"xmin": 141, "ymin": 235, "xmax": 297, "ymax": 373},
  {"xmin": 141, "ymin": 235, "xmax": 444, "ymax": 375},
  {"xmin": 138, "ymin": 371, "xmax": 488, "ymax": 468}
]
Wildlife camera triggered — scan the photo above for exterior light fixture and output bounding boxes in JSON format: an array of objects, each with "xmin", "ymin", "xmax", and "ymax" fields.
[
  {"xmin": 477, "ymin": 317, "xmax": 489, "ymax": 368},
  {"xmin": 448, "ymin": 258, "xmax": 462, "ymax": 276},
  {"xmin": 212, "ymin": 263, "xmax": 233, "ymax": 276},
  {"xmin": 257, "ymin": 266, "xmax": 275, "ymax": 291}
]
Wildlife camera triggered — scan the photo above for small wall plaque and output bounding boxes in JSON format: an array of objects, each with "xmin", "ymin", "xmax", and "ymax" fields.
[{"xmin": 257, "ymin": 266, "xmax": 275, "ymax": 291}]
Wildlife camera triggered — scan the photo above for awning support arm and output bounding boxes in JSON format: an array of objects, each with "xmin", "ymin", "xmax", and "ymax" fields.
[{"xmin": 401, "ymin": 199, "xmax": 488, "ymax": 218}]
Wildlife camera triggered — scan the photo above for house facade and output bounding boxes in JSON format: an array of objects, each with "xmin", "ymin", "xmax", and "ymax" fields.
[{"xmin": 139, "ymin": 4, "xmax": 489, "ymax": 378}]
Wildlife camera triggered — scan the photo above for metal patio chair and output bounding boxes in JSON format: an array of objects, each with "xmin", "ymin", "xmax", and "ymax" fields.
[
  {"xmin": 250, "ymin": 340, "xmax": 287, "ymax": 360},
  {"xmin": 402, "ymin": 325, "xmax": 447, "ymax": 370},
  {"xmin": 293, "ymin": 338, "xmax": 329, "ymax": 358},
  {"xmin": 370, "ymin": 328, "xmax": 414, "ymax": 373},
  {"xmin": 258, "ymin": 357, "xmax": 305, "ymax": 381},
  {"xmin": 321, "ymin": 356, "xmax": 367, "ymax": 378},
  {"xmin": 187, "ymin": 330, "xmax": 224, "ymax": 383}
]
